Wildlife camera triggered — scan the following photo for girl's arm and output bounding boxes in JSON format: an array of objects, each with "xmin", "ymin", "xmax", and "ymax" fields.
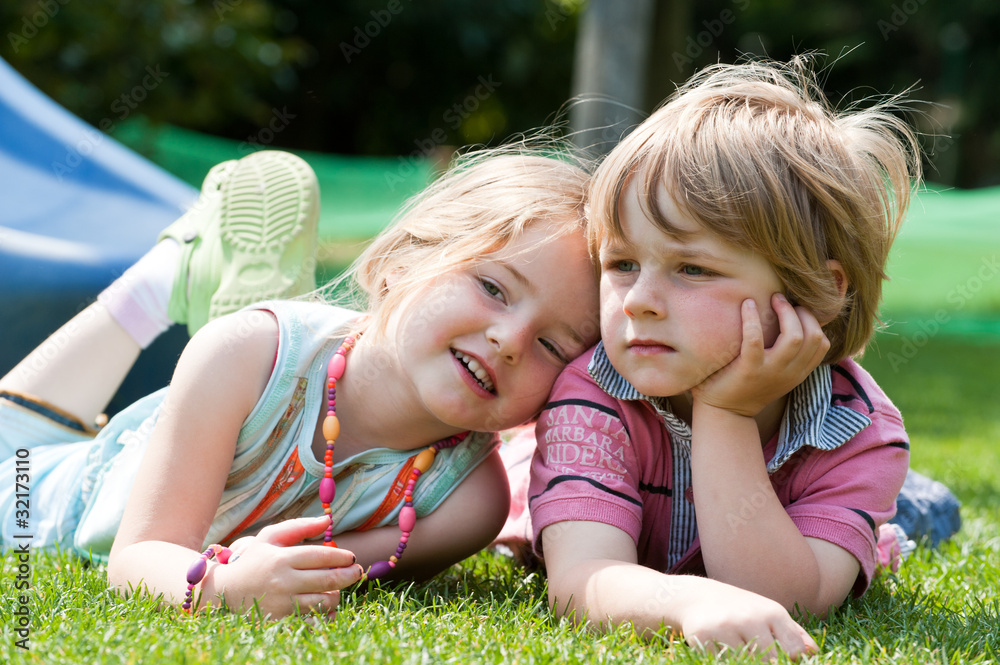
[
  {"xmin": 541, "ymin": 519, "xmax": 818, "ymax": 659},
  {"xmin": 689, "ymin": 295, "xmax": 859, "ymax": 615},
  {"xmin": 333, "ymin": 449, "xmax": 510, "ymax": 581},
  {"xmin": 108, "ymin": 312, "xmax": 361, "ymax": 618}
]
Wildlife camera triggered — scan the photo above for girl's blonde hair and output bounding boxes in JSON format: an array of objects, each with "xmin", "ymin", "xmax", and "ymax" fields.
[
  {"xmin": 589, "ymin": 57, "xmax": 922, "ymax": 362},
  {"xmin": 333, "ymin": 142, "xmax": 592, "ymax": 340}
]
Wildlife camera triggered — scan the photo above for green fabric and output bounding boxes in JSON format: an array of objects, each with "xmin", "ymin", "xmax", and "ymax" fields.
[{"xmin": 882, "ymin": 185, "xmax": 1000, "ymax": 337}]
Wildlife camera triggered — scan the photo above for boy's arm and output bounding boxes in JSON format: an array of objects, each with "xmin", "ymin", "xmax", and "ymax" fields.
[
  {"xmin": 542, "ymin": 519, "xmax": 818, "ymax": 659},
  {"xmin": 689, "ymin": 295, "xmax": 859, "ymax": 615},
  {"xmin": 689, "ymin": 404, "xmax": 861, "ymax": 614}
]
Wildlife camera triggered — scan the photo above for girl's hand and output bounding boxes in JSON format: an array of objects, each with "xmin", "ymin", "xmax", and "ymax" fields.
[
  {"xmin": 679, "ymin": 581, "xmax": 819, "ymax": 661},
  {"xmin": 692, "ymin": 293, "xmax": 830, "ymax": 417},
  {"xmin": 214, "ymin": 516, "xmax": 364, "ymax": 619}
]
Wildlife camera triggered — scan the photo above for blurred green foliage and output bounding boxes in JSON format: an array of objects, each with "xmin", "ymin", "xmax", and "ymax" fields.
[
  {"xmin": 1, "ymin": 0, "xmax": 579, "ymax": 158},
  {"xmin": 2, "ymin": 0, "xmax": 998, "ymax": 186}
]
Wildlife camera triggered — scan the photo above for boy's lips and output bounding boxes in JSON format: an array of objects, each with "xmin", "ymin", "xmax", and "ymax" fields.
[
  {"xmin": 626, "ymin": 338, "xmax": 675, "ymax": 354},
  {"xmin": 451, "ymin": 349, "xmax": 497, "ymax": 395}
]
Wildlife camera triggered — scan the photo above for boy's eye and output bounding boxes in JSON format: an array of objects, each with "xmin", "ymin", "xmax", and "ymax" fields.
[
  {"xmin": 605, "ymin": 259, "xmax": 637, "ymax": 272},
  {"xmin": 681, "ymin": 264, "xmax": 707, "ymax": 276}
]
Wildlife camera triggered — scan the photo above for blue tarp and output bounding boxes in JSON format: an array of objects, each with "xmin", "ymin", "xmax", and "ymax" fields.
[{"xmin": 0, "ymin": 58, "xmax": 197, "ymax": 410}]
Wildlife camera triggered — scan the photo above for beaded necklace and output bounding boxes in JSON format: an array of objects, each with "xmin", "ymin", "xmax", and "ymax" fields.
[
  {"xmin": 183, "ymin": 333, "xmax": 466, "ymax": 611},
  {"xmin": 321, "ymin": 334, "xmax": 464, "ymax": 579}
]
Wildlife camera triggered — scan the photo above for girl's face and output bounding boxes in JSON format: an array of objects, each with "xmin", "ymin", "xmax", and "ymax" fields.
[
  {"xmin": 386, "ymin": 224, "xmax": 600, "ymax": 432},
  {"xmin": 599, "ymin": 180, "xmax": 786, "ymax": 399}
]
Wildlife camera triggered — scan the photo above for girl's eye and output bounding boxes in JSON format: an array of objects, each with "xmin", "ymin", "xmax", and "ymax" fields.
[
  {"xmin": 540, "ymin": 338, "xmax": 567, "ymax": 363},
  {"xmin": 481, "ymin": 279, "xmax": 505, "ymax": 302}
]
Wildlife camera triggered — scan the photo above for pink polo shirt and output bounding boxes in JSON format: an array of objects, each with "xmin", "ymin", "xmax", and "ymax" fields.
[{"xmin": 529, "ymin": 343, "xmax": 910, "ymax": 595}]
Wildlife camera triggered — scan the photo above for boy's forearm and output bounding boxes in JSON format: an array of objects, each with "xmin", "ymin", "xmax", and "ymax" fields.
[
  {"xmin": 690, "ymin": 403, "xmax": 827, "ymax": 613},
  {"xmin": 549, "ymin": 557, "xmax": 818, "ymax": 659},
  {"xmin": 550, "ymin": 558, "xmax": 705, "ymax": 635}
]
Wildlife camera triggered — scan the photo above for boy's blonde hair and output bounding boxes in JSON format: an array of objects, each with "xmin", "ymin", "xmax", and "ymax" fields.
[
  {"xmin": 589, "ymin": 58, "xmax": 921, "ymax": 362},
  {"xmin": 338, "ymin": 145, "xmax": 592, "ymax": 340}
]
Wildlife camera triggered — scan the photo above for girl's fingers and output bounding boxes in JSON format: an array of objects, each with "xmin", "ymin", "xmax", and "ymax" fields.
[
  {"xmin": 283, "ymin": 544, "xmax": 359, "ymax": 571},
  {"xmin": 256, "ymin": 516, "xmax": 331, "ymax": 546},
  {"xmin": 292, "ymin": 590, "xmax": 341, "ymax": 618},
  {"xmin": 286, "ymin": 563, "xmax": 365, "ymax": 595}
]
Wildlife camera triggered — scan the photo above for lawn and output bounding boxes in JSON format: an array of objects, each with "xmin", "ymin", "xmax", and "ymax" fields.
[{"xmin": 2, "ymin": 331, "xmax": 998, "ymax": 664}]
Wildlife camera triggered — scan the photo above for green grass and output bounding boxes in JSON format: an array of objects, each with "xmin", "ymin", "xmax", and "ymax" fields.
[{"xmin": 3, "ymin": 333, "xmax": 998, "ymax": 664}]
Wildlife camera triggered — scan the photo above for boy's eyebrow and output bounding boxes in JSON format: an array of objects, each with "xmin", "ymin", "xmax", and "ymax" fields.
[
  {"xmin": 603, "ymin": 237, "xmax": 728, "ymax": 263},
  {"xmin": 674, "ymin": 246, "xmax": 725, "ymax": 262}
]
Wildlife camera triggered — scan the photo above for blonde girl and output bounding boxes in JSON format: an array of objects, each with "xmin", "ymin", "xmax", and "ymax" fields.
[{"xmin": 0, "ymin": 147, "xmax": 600, "ymax": 618}]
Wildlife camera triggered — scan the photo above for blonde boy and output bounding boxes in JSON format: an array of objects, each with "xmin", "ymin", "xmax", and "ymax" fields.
[{"xmin": 529, "ymin": 60, "xmax": 920, "ymax": 658}]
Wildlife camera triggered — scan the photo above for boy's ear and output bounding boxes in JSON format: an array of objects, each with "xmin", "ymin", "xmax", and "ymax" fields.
[{"xmin": 827, "ymin": 259, "xmax": 848, "ymax": 300}]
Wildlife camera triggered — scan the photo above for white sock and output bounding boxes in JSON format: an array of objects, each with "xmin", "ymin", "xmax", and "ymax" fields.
[{"xmin": 97, "ymin": 238, "xmax": 181, "ymax": 348}]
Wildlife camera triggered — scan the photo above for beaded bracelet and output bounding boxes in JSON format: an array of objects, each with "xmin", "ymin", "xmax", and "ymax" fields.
[{"xmin": 182, "ymin": 544, "xmax": 233, "ymax": 613}]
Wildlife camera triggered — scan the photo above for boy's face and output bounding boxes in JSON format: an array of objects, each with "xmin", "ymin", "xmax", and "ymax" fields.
[{"xmin": 598, "ymin": 181, "xmax": 786, "ymax": 398}]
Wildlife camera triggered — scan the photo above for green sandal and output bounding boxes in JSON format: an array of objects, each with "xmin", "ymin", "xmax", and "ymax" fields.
[{"xmin": 159, "ymin": 151, "xmax": 320, "ymax": 336}]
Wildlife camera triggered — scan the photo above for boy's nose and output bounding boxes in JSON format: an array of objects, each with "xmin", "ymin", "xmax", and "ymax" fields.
[{"xmin": 622, "ymin": 277, "xmax": 666, "ymax": 319}]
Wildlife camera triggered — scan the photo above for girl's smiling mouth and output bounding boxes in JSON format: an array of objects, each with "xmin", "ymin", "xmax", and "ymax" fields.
[{"xmin": 451, "ymin": 349, "xmax": 497, "ymax": 394}]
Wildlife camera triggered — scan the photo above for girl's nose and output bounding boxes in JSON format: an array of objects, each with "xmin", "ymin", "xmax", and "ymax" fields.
[{"xmin": 488, "ymin": 318, "xmax": 532, "ymax": 364}]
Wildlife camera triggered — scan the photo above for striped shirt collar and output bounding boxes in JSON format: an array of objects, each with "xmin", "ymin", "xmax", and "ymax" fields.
[{"xmin": 586, "ymin": 342, "xmax": 872, "ymax": 473}]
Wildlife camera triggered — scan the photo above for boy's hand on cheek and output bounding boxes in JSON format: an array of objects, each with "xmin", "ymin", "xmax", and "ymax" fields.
[{"xmin": 692, "ymin": 294, "xmax": 830, "ymax": 417}]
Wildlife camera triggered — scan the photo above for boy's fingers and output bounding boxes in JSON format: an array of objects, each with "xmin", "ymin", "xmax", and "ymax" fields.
[
  {"xmin": 740, "ymin": 299, "xmax": 765, "ymax": 363},
  {"xmin": 768, "ymin": 622, "xmax": 817, "ymax": 661},
  {"xmin": 770, "ymin": 294, "xmax": 804, "ymax": 355}
]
